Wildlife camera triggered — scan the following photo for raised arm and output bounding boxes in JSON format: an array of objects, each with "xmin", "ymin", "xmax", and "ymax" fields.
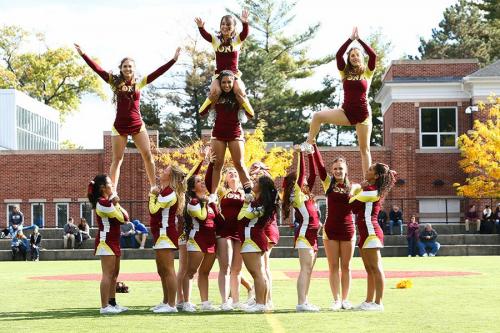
[
  {"xmin": 237, "ymin": 201, "xmax": 263, "ymax": 222},
  {"xmin": 187, "ymin": 198, "xmax": 208, "ymax": 221},
  {"xmin": 312, "ymin": 144, "xmax": 332, "ymax": 193},
  {"xmin": 307, "ymin": 152, "xmax": 317, "ymax": 191},
  {"xmin": 357, "ymin": 38, "xmax": 376, "ymax": 71},
  {"xmin": 137, "ymin": 47, "xmax": 180, "ymax": 89},
  {"xmin": 75, "ymin": 44, "xmax": 111, "ymax": 83},
  {"xmin": 96, "ymin": 199, "xmax": 129, "ymax": 223},
  {"xmin": 149, "ymin": 188, "xmax": 177, "ymax": 214},
  {"xmin": 195, "ymin": 17, "xmax": 213, "ymax": 42},
  {"xmin": 296, "ymin": 150, "xmax": 306, "ymax": 188},
  {"xmin": 205, "ymin": 161, "xmax": 214, "ymax": 194},
  {"xmin": 238, "ymin": 9, "xmax": 250, "ymax": 42},
  {"xmin": 336, "ymin": 38, "xmax": 353, "ymax": 71}
]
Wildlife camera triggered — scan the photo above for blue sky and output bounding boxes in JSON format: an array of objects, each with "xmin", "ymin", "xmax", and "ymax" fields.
[{"xmin": 0, "ymin": 0, "xmax": 458, "ymax": 148}]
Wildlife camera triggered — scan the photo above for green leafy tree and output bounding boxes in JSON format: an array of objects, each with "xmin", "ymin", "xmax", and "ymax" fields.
[{"xmin": 0, "ymin": 25, "xmax": 104, "ymax": 119}]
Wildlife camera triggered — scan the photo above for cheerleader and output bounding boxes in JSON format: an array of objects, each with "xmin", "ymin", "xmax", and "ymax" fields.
[
  {"xmin": 312, "ymin": 145, "xmax": 357, "ymax": 310},
  {"xmin": 196, "ymin": 9, "xmax": 254, "ymax": 120},
  {"xmin": 237, "ymin": 175, "xmax": 279, "ymax": 312},
  {"xmin": 282, "ymin": 147, "xmax": 320, "ymax": 312},
  {"xmin": 182, "ymin": 157, "xmax": 219, "ymax": 312},
  {"xmin": 148, "ymin": 165, "xmax": 187, "ymax": 313},
  {"xmin": 349, "ymin": 163, "xmax": 396, "ymax": 311},
  {"xmin": 75, "ymin": 44, "xmax": 180, "ymax": 192},
  {"xmin": 200, "ymin": 70, "xmax": 254, "ymax": 203},
  {"xmin": 87, "ymin": 175, "xmax": 129, "ymax": 314},
  {"xmin": 303, "ymin": 27, "xmax": 377, "ymax": 175}
]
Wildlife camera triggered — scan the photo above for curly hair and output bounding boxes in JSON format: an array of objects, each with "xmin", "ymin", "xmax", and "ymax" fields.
[
  {"xmin": 281, "ymin": 172, "xmax": 296, "ymax": 219},
  {"xmin": 343, "ymin": 47, "xmax": 365, "ymax": 79},
  {"xmin": 169, "ymin": 165, "xmax": 187, "ymax": 215},
  {"xmin": 373, "ymin": 163, "xmax": 396, "ymax": 199},
  {"xmin": 258, "ymin": 176, "xmax": 279, "ymax": 221},
  {"xmin": 182, "ymin": 175, "xmax": 207, "ymax": 234},
  {"xmin": 87, "ymin": 174, "xmax": 108, "ymax": 209}
]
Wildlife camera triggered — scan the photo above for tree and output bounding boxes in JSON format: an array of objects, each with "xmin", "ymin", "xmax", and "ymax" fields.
[
  {"xmin": 454, "ymin": 95, "xmax": 500, "ymax": 198},
  {"xmin": 0, "ymin": 25, "xmax": 105, "ymax": 119},
  {"xmin": 417, "ymin": 0, "xmax": 499, "ymax": 66},
  {"xmin": 228, "ymin": 0, "xmax": 334, "ymax": 143},
  {"xmin": 60, "ymin": 140, "xmax": 83, "ymax": 150}
]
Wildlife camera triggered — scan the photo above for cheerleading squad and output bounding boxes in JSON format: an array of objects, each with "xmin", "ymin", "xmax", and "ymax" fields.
[{"xmin": 77, "ymin": 10, "xmax": 396, "ymax": 314}]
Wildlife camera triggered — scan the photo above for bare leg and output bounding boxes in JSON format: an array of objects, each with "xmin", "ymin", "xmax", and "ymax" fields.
[
  {"xmin": 361, "ymin": 248, "xmax": 385, "ymax": 304},
  {"xmin": 264, "ymin": 246, "xmax": 273, "ymax": 304},
  {"xmin": 217, "ymin": 237, "xmax": 232, "ymax": 303},
  {"xmin": 110, "ymin": 135, "xmax": 128, "ymax": 190},
  {"xmin": 233, "ymin": 79, "xmax": 247, "ymax": 104},
  {"xmin": 177, "ymin": 244, "xmax": 190, "ymax": 303},
  {"xmin": 209, "ymin": 79, "xmax": 222, "ymax": 103},
  {"xmin": 100, "ymin": 256, "xmax": 117, "ymax": 308},
  {"xmin": 297, "ymin": 248, "xmax": 315, "ymax": 305},
  {"xmin": 324, "ymin": 239, "xmax": 341, "ymax": 300},
  {"xmin": 227, "ymin": 140, "xmax": 252, "ymax": 187},
  {"xmin": 155, "ymin": 249, "xmax": 177, "ymax": 307},
  {"xmin": 340, "ymin": 240, "xmax": 355, "ymax": 301},
  {"xmin": 198, "ymin": 253, "xmax": 216, "ymax": 302},
  {"xmin": 306, "ymin": 108, "xmax": 351, "ymax": 144},
  {"xmin": 185, "ymin": 251, "xmax": 204, "ymax": 303},
  {"xmin": 210, "ymin": 140, "xmax": 227, "ymax": 194},
  {"xmin": 356, "ymin": 122, "xmax": 373, "ymax": 177},
  {"xmin": 132, "ymin": 130, "xmax": 156, "ymax": 188},
  {"xmin": 242, "ymin": 252, "xmax": 267, "ymax": 305},
  {"xmin": 109, "ymin": 257, "xmax": 120, "ymax": 301},
  {"xmin": 230, "ymin": 240, "xmax": 243, "ymax": 304}
]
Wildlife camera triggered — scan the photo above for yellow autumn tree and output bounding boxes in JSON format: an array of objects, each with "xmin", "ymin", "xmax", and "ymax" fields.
[
  {"xmin": 153, "ymin": 120, "xmax": 294, "ymax": 178},
  {"xmin": 455, "ymin": 95, "xmax": 500, "ymax": 198}
]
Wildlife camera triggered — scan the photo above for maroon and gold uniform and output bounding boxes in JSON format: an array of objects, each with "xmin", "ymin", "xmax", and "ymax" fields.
[
  {"xmin": 198, "ymin": 22, "xmax": 249, "ymax": 76},
  {"xmin": 290, "ymin": 151, "xmax": 320, "ymax": 251},
  {"xmin": 313, "ymin": 145, "xmax": 355, "ymax": 241},
  {"xmin": 149, "ymin": 187, "xmax": 179, "ymax": 249},
  {"xmin": 237, "ymin": 200, "xmax": 272, "ymax": 253},
  {"xmin": 336, "ymin": 38, "xmax": 377, "ymax": 125},
  {"xmin": 94, "ymin": 198, "xmax": 129, "ymax": 256},
  {"xmin": 80, "ymin": 53, "xmax": 176, "ymax": 135},
  {"xmin": 349, "ymin": 184, "xmax": 384, "ymax": 249},
  {"xmin": 186, "ymin": 198, "xmax": 218, "ymax": 254}
]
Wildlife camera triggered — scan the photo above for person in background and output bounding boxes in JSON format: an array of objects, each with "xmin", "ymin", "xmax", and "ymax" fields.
[
  {"xmin": 9, "ymin": 205, "xmax": 24, "ymax": 229},
  {"xmin": 76, "ymin": 217, "xmax": 91, "ymax": 248},
  {"xmin": 406, "ymin": 215, "xmax": 419, "ymax": 257},
  {"xmin": 11, "ymin": 228, "xmax": 29, "ymax": 261},
  {"xmin": 481, "ymin": 205, "xmax": 493, "ymax": 234},
  {"xmin": 494, "ymin": 203, "xmax": 500, "ymax": 234},
  {"xmin": 30, "ymin": 226, "xmax": 42, "ymax": 261},
  {"xmin": 465, "ymin": 204, "xmax": 481, "ymax": 233},
  {"xmin": 377, "ymin": 209, "xmax": 388, "ymax": 235},
  {"xmin": 63, "ymin": 217, "xmax": 79, "ymax": 249},
  {"xmin": 120, "ymin": 220, "xmax": 137, "ymax": 248},
  {"xmin": 418, "ymin": 223, "xmax": 440, "ymax": 257},
  {"xmin": 389, "ymin": 205, "xmax": 403, "ymax": 235},
  {"xmin": 131, "ymin": 219, "xmax": 149, "ymax": 249}
]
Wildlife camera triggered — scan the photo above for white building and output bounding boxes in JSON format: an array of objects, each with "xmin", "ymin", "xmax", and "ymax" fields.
[{"xmin": 0, "ymin": 89, "xmax": 59, "ymax": 150}]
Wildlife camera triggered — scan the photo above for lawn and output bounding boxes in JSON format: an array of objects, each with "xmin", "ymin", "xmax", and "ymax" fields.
[{"xmin": 1, "ymin": 256, "xmax": 498, "ymax": 333}]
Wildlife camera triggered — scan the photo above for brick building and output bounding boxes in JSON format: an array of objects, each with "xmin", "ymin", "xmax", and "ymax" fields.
[{"xmin": 1, "ymin": 59, "xmax": 498, "ymax": 228}]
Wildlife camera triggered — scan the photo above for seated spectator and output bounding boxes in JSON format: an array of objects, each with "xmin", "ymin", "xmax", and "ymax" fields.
[
  {"xmin": 377, "ymin": 209, "xmax": 388, "ymax": 234},
  {"xmin": 131, "ymin": 219, "xmax": 148, "ymax": 249},
  {"xmin": 30, "ymin": 226, "xmax": 42, "ymax": 261},
  {"xmin": 480, "ymin": 205, "xmax": 494, "ymax": 234},
  {"xmin": 9, "ymin": 205, "xmax": 24, "ymax": 229},
  {"xmin": 389, "ymin": 205, "xmax": 403, "ymax": 235},
  {"xmin": 76, "ymin": 217, "xmax": 91, "ymax": 248},
  {"xmin": 11, "ymin": 228, "xmax": 29, "ymax": 261},
  {"xmin": 63, "ymin": 217, "xmax": 79, "ymax": 249},
  {"xmin": 120, "ymin": 220, "xmax": 137, "ymax": 248},
  {"xmin": 418, "ymin": 223, "xmax": 440, "ymax": 257},
  {"xmin": 465, "ymin": 204, "xmax": 481, "ymax": 233},
  {"xmin": 406, "ymin": 215, "xmax": 419, "ymax": 257},
  {"xmin": 494, "ymin": 203, "xmax": 500, "ymax": 234}
]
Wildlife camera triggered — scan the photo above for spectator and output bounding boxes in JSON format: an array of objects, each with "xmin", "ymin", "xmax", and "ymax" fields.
[
  {"xmin": 9, "ymin": 205, "xmax": 24, "ymax": 229},
  {"xmin": 120, "ymin": 221, "xmax": 137, "ymax": 248},
  {"xmin": 389, "ymin": 205, "xmax": 403, "ymax": 235},
  {"xmin": 11, "ymin": 228, "xmax": 28, "ymax": 260},
  {"xmin": 406, "ymin": 215, "xmax": 419, "ymax": 257},
  {"xmin": 377, "ymin": 210, "xmax": 388, "ymax": 234},
  {"xmin": 131, "ymin": 219, "xmax": 148, "ymax": 249},
  {"xmin": 30, "ymin": 226, "xmax": 42, "ymax": 261},
  {"xmin": 465, "ymin": 204, "xmax": 481, "ymax": 233},
  {"xmin": 494, "ymin": 203, "xmax": 500, "ymax": 234},
  {"xmin": 63, "ymin": 217, "xmax": 79, "ymax": 249},
  {"xmin": 76, "ymin": 217, "xmax": 91, "ymax": 248},
  {"xmin": 480, "ymin": 205, "xmax": 494, "ymax": 234},
  {"xmin": 418, "ymin": 223, "xmax": 440, "ymax": 257}
]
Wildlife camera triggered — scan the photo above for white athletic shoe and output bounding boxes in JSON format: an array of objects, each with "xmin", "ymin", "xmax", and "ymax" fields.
[
  {"xmin": 355, "ymin": 301, "xmax": 372, "ymax": 311},
  {"xmin": 247, "ymin": 287, "xmax": 256, "ymax": 301},
  {"xmin": 422, "ymin": 253, "xmax": 428, "ymax": 257},
  {"xmin": 150, "ymin": 302, "xmax": 167, "ymax": 311},
  {"xmin": 200, "ymin": 301, "xmax": 218, "ymax": 311},
  {"xmin": 243, "ymin": 303, "xmax": 267, "ymax": 313},
  {"xmin": 100, "ymin": 305, "xmax": 121, "ymax": 314},
  {"xmin": 232, "ymin": 302, "xmax": 248, "ymax": 310},
  {"xmin": 176, "ymin": 302, "xmax": 185, "ymax": 311},
  {"xmin": 182, "ymin": 302, "xmax": 197, "ymax": 312},
  {"xmin": 153, "ymin": 304, "xmax": 178, "ymax": 313},
  {"xmin": 331, "ymin": 300, "xmax": 342, "ymax": 311},
  {"xmin": 364, "ymin": 302, "xmax": 384, "ymax": 311},
  {"xmin": 220, "ymin": 301, "xmax": 234, "ymax": 311},
  {"xmin": 299, "ymin": 142, "xmax": 315, "ymax": 154},
  {"xmin": 296, "ymin": 303, "xmax": 320, "ymax": 312},
  {"xmin": 341, "ymin": 300, "xmax": 353, "ymax": 310},
  {"xmin": 114, "ymin": 304, "xmax": 128, "ymax": 312},
  {"xmin": 429, "ymin": 253, "xmax": 436, "ymax": 257}
]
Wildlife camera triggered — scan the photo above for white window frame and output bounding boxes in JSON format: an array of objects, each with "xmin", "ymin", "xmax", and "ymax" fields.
[
  {"xmin": 6, "ymin": 204, "xmax": 21, "ymax": 226},
  {"xmin": 55, "ymin": 203, "xmax": 69, "ymax": 228},
  {"xmin": 419, "ymin": 107, "xmax": 458, "ymax": 149},
  {"xmin": 80, "ymin": 202, "xmax": 94, "ymax": 227},
  {"xmin": 31, "ymin": 203, "xmax": 45, "ymax": 227}
]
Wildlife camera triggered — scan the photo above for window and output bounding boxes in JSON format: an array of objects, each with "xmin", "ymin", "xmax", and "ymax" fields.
[
  {"xmin": 56, "ymin": 203, "xmax": 69, "ymax": 228},
  {"xmin": 419, "ymin": 199, "xmax": 460, "ymax": 223},
  {"xmin": 80, "ymin": 202, "xmax": 94, "ymax": 226},
  {"xmin": 420, "ymin": 107, "xmax": 457, "ymax": 148},
  {"xmin": 31, "ymin": 203, "xmax": 44, "ymax": 227}
]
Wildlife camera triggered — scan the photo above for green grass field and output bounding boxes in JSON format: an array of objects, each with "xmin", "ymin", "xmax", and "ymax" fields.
[{"xmin": 1, "ymin": 256, "xmax": 499, "ymax": 333}]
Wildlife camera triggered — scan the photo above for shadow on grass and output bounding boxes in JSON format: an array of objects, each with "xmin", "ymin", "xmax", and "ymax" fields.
[{"xmin": 0, "ymin": 307, "xmax": 320, "ymax": 321}]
